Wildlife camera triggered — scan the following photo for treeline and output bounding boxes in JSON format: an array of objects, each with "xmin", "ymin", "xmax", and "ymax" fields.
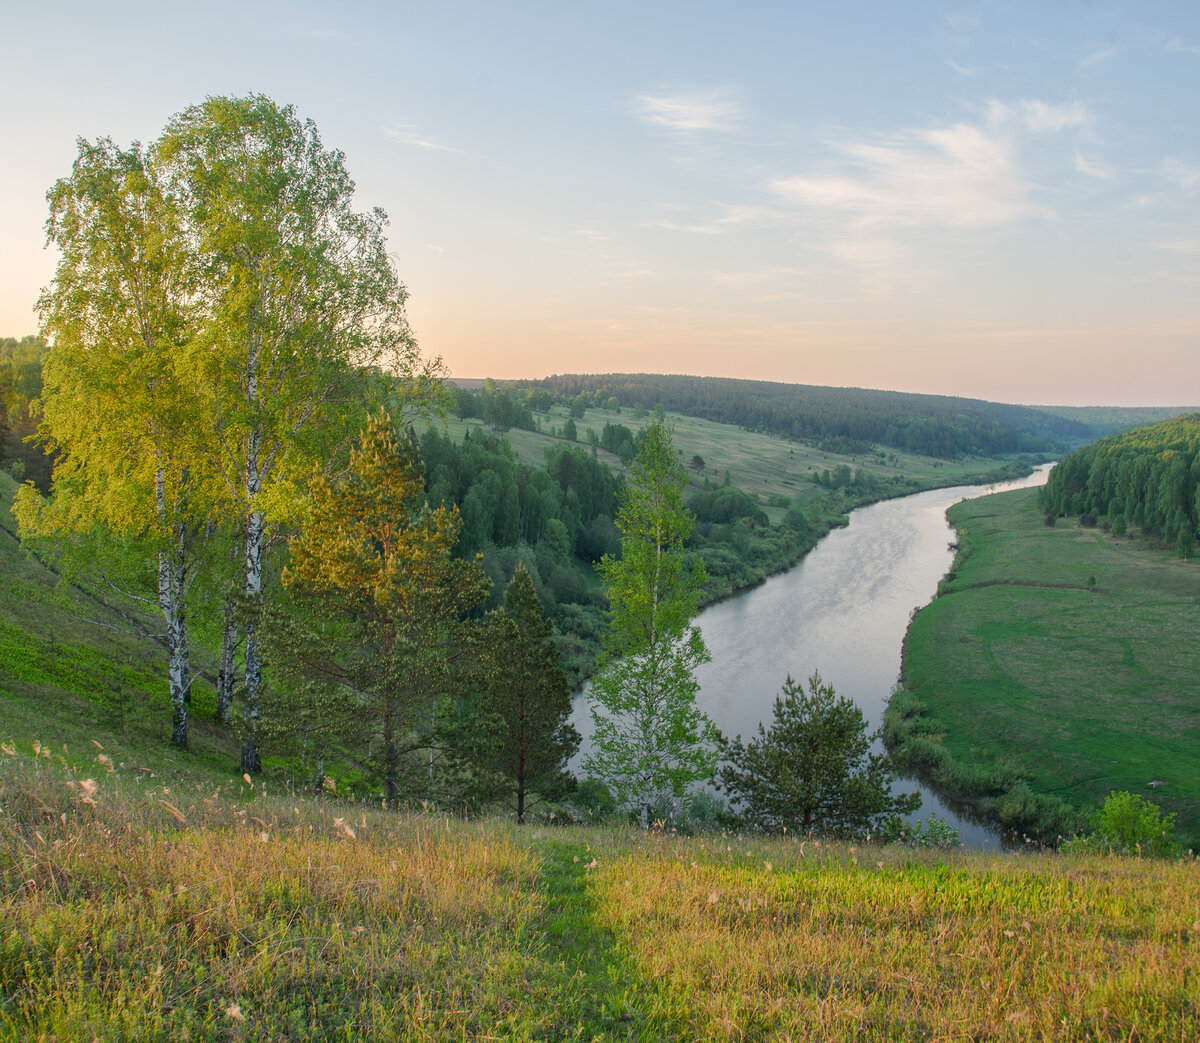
[
  {"xmin": 0, "ymin": 336, "xmax": 55, "ymax": 492},
  {"xmin": 524, "ymin": 373, "xmax": 1088, "ymax": 459},
  {"xmin": 1041, "ymin": 413, "xmax": 1200, "ymax": 555},
  {"xmin": 417, "ymin": 424, "xmax": 831, "ymax": 682}
]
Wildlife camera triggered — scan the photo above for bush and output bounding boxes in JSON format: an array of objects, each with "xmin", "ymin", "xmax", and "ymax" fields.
[
  {"xmin": 1066, "ymin": 790, "xmax": 1181, "ymax": 858},
  {"xmin": 889, "ymin": 816, "xmax": 961, "ymax": 850}
]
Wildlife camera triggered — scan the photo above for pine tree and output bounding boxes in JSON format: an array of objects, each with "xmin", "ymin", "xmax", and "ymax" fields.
[
  {"xmin": 271, "ymin": 412, "xmax": 490, "ymax": 799},
  {"xmin": 475, "ymin": 563, "xmax": 579, "ymax": 822},
  {"xmin": 584, "ymin": 418, "xmax": 718, "ymax": 825},
  {"xmin": 718, "ymin": 672, "xmax": 920, "ymax": 838}
]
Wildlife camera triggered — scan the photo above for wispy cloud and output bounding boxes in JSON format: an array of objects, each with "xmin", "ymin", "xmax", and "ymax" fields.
[
  {"xmin": 946, "ymin": 59, "xmax": 978, "ymax": 76},
  {"xmin": 766, "ymin": 101, "xmax": 1089, "ymax": 294},
  {"xmin": 771, "ymin": 121, "xmax": 1031, "ymax": 231},
  {"xmin": 1074, "ymin": 152, "xmax": 1113, "ymax": 179},
  {"xmin": 1165, "ymin": 38, "xmax": 1200, "ymax": 56},
  {"xmin": 989, "ymin": 98, "xmax": 1089, "ymax": 133},
  {"xmin": 1152, "ymin": 239, "xmax": 1200, "ymax": 254},
  {"xmin": 380, "ymin": 123, "xmax": 464, "ymax": 153},
  {"xmin": 651, "ymin": 204, "xmax": 780, "ymax": 236},
  {"xmin": 1163, "ymin": 157, "xmax": 1200, "ymax": 189},
  {"xmin": 632, "ymin": 91, "xmax": 743, "ymax": 132},
  {"xmin": 1079, "ymin": 47, "xmax": 1119, "ymax": 70}
]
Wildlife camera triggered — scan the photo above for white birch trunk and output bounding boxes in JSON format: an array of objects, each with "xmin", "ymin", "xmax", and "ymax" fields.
[{"xmin": 156, "ymin": 467, "xmax": 189, "ymax": 748}]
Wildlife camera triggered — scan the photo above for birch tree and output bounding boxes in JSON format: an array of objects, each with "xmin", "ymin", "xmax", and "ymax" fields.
[
  {"xmin": 155, "ymin": 95, "xmax": 446, "ymax": 771},
  {"xmin": 16, "ymin": 138, "xmax": 204, "ymax": 747},
  {"xmin": 584, "ymin": 418, "xmax": 718, "ymax": 825}
]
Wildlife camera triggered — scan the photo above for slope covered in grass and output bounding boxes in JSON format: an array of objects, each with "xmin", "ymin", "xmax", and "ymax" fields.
[
  {"xmin": 0, "ymin": 471, "xmax": 239, "ymax": 783},
  {"xmin": 2, "ymin": 747, "xmax": 1198, "ymax": 1040}
]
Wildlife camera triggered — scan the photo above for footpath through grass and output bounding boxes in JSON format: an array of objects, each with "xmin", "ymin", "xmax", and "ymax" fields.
[
  {"xmin": 3, "ymin": 747, "xmax": 1200, "ymax": 1040},
  {"xmin": 887, "ymin": 486, "xmax": 1200, "ymax": 847}
]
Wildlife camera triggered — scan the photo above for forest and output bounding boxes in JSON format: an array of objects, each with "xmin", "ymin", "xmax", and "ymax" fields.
[
  {"xmin": 525, "ymin": 372, "xmax": 1094, "ymax": 459},
  {"xmin": 1040, "ymin": 413, "xmax": 1200, "ymax": 556}
]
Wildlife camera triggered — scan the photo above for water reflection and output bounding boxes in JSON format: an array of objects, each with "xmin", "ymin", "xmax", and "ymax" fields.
[{"xmin": 570, "ymin": 465, "xmax": 1051, "ymax": 850}]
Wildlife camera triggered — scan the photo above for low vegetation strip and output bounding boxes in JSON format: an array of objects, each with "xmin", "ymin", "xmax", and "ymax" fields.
[
  {"xmin": 886, "ymin": 486, "xmax": 1200, "ymax": 848},
  {"xmin": 4, "ymin": 749, "xmax": 1200, "ymax": 1040}
]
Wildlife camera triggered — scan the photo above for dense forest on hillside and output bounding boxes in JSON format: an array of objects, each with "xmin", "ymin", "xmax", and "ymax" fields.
[
  {"xmin": 524, "ymin": 373, "xmax": 1091, "ymax": 459},
  {"xmin": 1041, "ymin": 413, "xmax": 1200, "ymax": 555}
]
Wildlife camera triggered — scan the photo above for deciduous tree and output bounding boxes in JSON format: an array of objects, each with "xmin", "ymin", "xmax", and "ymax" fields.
[
  {"xmin": 584, "ymin": 418, "xmax": 717, "ymax": 825},
  {"xmin": 155, "ymin": 94, "xmax": 447, "ymax": 770},
  {"xmin": 16, "ymin": 137, "xmax": 205, "ymax": 747}
]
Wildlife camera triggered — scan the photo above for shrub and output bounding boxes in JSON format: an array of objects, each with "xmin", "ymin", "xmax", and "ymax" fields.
[{"xmin": 1066, "ymin": 790, "xmax": 1181, "ymax": 858}]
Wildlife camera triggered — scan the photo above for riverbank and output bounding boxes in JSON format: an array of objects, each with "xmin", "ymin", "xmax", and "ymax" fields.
[{"xmin": 885, "ymin": 486, "xmax": 1200, "ymax": 849}]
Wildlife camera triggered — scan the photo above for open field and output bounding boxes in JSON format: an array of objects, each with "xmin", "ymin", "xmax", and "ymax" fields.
[
  {"xmin": 442, "ymin": 403, "xmax": 1036, "ymax": 527},
  {"xmin": 889, "ymin": 486, "xmax": 1200, "ymax": 847},
  {"xmin": 3, "ymin": 744, "xmax": 1200, "ymax": 1041}
]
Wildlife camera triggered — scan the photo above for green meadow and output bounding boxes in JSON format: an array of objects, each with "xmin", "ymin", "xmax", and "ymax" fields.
[
  {"xmin": 444, "ymin": 400, "xmax": 1036, "ymax": 526},
  {"xmin": 889, "ymin": 486, "xmax": 1200, "ymax": 847}
]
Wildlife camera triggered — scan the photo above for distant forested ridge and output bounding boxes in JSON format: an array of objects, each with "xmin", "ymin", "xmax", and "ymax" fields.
[
  {"xmin": 1041, "ymin": 413, "xmax": 1200, "ymax": 554},
  {"xmin": 523, "ymin": 373, "xmax": 1090, "ymax": 459}
]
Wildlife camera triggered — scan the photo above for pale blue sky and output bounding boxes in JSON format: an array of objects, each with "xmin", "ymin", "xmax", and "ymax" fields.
[{"xmin": 2, "ymin": 1, "xmax": 1197, "ymax": 405}]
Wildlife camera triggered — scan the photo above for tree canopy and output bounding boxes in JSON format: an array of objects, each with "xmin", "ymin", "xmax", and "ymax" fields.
[
  {"xmin": 273, "ymin": 412, "xmax": 490, "ymax": 799},
  {"xmin": 584, "ymin": 418, "xmax": 718, "ymax": 825},
  {"xmin": 719, "ymin": 672, "xmax": 920, "ymax": 838}
]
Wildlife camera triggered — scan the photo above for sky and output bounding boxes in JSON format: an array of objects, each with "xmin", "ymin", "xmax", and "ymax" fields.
[{"xmin": 2, "ymin": 1, "xmax": 1198, "ymax": 406}]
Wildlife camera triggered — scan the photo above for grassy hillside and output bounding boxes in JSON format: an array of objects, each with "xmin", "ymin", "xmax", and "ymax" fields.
[
  {"xmin": 3, "ymin": 746, "xmax": 1199, "ymax": 1040},
  {"xmin": 524, "ymin": 372, "xmax": 1091, "ymax": 457},
  {"xmin": 887, "ymin": 485, "xmax": 1200, "ymax": 847},
  {"xmin": 4, "ymin": 464, "xmax": 1200, "ymax": 1040},
  {"xmin": 445, "ymin": 401, "xmax": 1035, "ymax": 529},
  {"xmin": 0, "ymin": 470, "xmax": 242, "ymax": 785}
]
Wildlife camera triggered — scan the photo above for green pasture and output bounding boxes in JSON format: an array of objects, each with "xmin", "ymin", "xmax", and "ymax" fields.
[
  {"xmin": 896, "ymin": 486, "xmax": 1200, "ymax": 846},
  {"xmin": 443, "ymin": 403, "xmax": 1031, "ymax": 526}
]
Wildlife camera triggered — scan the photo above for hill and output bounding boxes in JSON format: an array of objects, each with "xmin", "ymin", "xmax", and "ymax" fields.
[
  {"xmin": 521, "ymin": 372, "xmax": 1093, "ymax": 458},
  {"xmin": 1041, "ymin": 412, "xmax": 1200, "ymax": 555},
  {"xmin": 3, "ymin": 741, "xmax": 1198, "ymax": 1039},
  {"xmin": 4, "ymin": 440, "xmax": 1200, "ymax": 1040}
]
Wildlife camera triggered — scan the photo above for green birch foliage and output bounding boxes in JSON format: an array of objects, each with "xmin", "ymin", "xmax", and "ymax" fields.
[
  {"xmin": 154, "ymin": 94, "xmax": 449, "ymax": 771},
  {"xmin": 271, "ymin": 413, "xmax": 490, "ymax": 799},
  {"xmin": 15, "ymin": 137, "xmax": 211, "ymax": 748},
  {"xmin": 718, "ymin": 672, "xmax": 921, "ymax": 838},
  {"xmin": 584, "ymin": 418, "xmax": 718, "ymax": 823},
  {"xmin": 475, "ymin": 563, "xmax": 579, "ymax": 822}
]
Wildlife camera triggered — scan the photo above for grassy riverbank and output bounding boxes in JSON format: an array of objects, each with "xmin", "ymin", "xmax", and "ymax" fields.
[
  {"xmin": 4, "ymin": 745, "xmax": 1200, "ymax": 1041},
  {"xmin": 886, "ymin": 486, "xmax": 1200, "ymax": 848}
]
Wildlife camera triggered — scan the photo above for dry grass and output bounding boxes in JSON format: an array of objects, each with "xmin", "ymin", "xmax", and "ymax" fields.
[
  {"xmin": 590, "ymin": 834, "xmax": 1200, "ymax": 1040},
  {"xmin": 4, "ymin": 746, "xmax": 1200, "ymax": 1040}
]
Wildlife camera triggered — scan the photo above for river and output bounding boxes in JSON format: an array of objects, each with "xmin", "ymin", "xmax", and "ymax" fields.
[{"xmin": 569, "ymin": 464, "xmax": 1052, "ymax": 849}]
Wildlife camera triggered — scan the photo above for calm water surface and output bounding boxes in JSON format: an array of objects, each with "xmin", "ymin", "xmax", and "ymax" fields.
[{"xmin": 570, "ymin": 465, "xmax": 1052, "ymax": 849}]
